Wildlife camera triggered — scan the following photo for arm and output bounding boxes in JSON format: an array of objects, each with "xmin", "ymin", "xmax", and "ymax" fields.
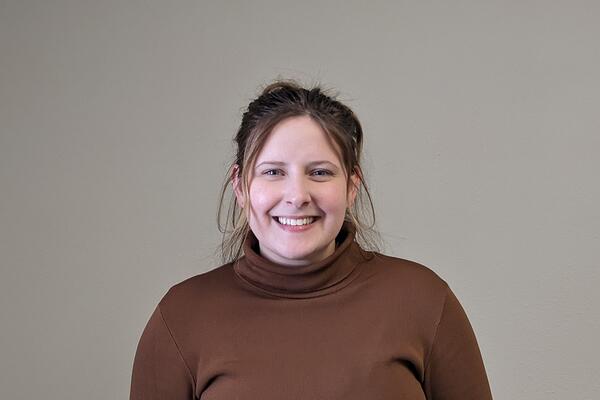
[
  {"xmin": 423, "ymin": 285, "xmax": 493, "ymax": 400},
  {"xmin": 130, "ymin": 305, "xmax": 196, "ymax": 400}
]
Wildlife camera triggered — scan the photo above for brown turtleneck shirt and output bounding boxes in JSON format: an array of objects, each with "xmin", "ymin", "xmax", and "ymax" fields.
[{"xmin": 130, "ymin": 222, "xmax": 493, "ymax": 399}]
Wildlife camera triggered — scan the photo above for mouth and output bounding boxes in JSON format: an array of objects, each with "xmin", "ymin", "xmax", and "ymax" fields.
[{"xmin": 272, "ymin": 216, "xmax": 321, "ymax": 226}]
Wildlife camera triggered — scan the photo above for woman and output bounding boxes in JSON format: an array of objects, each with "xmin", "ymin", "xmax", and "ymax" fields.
[{"xmin": 130, "ymin": 80, "xmax": 493, "ymax": 399}]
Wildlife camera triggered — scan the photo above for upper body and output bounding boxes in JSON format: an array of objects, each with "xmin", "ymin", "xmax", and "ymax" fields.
[
  {"xmin": 130, "ymin": 80, "xmax": 493, "ymax": 399},
  {"xmin": 130, "ymin": 222, "xmax": 493, "ymax": 399}
]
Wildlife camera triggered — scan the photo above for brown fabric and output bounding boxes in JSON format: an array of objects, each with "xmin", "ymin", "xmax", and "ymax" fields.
[{"xmin": 130, "ymin": 222, "xmax": 493, "ymax": 399}]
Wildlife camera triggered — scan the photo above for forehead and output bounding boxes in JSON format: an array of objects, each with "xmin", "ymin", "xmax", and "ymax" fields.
[{"xmin": 255, "ymin": 116, "xmax": 342, "ymax": 164}]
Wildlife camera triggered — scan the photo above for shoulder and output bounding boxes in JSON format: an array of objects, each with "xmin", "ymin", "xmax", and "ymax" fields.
[
  {"xmin": 157, "ymin": 262, "xmax": 237, "ymax": 316},
  {"xmin": 365, "ymin": 251, "xmax": 449, "ymax": 290},
  {"xmin": 360, "ymin": 250, "xmax": 450, "ymax": 308}
]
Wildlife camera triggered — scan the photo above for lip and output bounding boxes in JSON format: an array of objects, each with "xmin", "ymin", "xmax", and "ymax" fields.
[
  {"xmin": 273, "ymin": 215, "xmax": 320, "ymax": 218},
  {"xmin": 272, "ymin": 216, "xmax": 320, "ymax": 232}
]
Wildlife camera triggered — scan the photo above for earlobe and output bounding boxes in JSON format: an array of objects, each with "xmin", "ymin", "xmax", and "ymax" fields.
[
  {"xmin": 231, "ymin": 164, "xmax": 245, "ymax": 208},
  {"xmin": 347, "ymin": 170, "xmax": 361, "ymax": 208}
]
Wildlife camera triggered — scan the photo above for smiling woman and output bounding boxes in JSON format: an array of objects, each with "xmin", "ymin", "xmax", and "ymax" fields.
[
  {"xmin": 129, "ymin": 79, "xmax": 494, "ymax": 400},
  {"xmin": 232, "ymin": 115, "xmax": 361, "ymax": 266},
  {"xmin": 218, "ymin": 80, "xmax": 380, "ymax": 266}
]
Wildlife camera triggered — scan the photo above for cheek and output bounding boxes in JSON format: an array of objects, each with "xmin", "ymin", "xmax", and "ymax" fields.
[
  {"xmin": 316, "ymin": 183, "xmax": 349, "ymax": 212},
  {"xmin": 248, "ymin": 183, "xmax": 279, "ymax": 212}
]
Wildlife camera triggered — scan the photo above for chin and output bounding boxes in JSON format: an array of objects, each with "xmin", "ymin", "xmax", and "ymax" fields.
[
  {"xmin": 278, "ymin": 247, "xmax": 313, "ymax": 260},
  {"xmin": 274, "ymin": 244, "xmax": 319, "ymax": 261}
]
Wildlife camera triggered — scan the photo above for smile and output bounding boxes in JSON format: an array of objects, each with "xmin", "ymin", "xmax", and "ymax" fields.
[{"xmin": 273, "ymin": 216, "xmax": 319, "ymax": 226}]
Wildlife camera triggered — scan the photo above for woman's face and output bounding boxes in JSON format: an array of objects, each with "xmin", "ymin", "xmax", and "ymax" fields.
[{"xmin": 233, "ymin": 115, "xmax": 359, "ymax": 266}]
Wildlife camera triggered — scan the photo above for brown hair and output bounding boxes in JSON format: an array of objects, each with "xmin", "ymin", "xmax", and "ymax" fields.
[{"xmin": 216, "ymin": 79, "xmax": 381, "ymax": 263}]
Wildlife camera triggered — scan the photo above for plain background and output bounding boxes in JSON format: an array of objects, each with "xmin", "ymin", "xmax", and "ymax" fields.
[{"xmin": 1, "ymin": 1, "xmax": 598, "ymax": 399}]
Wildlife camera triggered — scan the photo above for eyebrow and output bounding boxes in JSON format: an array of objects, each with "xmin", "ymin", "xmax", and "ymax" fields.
[{"xmin": 255, "ymin": 160, "xmax": 340, "ymax": 169}]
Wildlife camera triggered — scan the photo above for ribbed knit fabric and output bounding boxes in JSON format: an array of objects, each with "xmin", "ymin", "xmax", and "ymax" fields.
[
  {"xmin": 234, "ymin": 221, "xmax": 367, "ymax": 298},
  {"xmin": 130, "ymin": 222, "xmax": 493, "ymax": 399}
]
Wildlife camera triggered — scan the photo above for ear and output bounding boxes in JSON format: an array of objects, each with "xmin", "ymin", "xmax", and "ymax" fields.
[
  {"xmin": 347, "ymin": 166, "xmax": 361, "ymax": 208},
  {"xmin": 231, "ymin": 164, "xmax": 245, "ymax": 208}
]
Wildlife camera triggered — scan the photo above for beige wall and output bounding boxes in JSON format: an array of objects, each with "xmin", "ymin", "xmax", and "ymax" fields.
[{"xmin": 1, "ymin": 1, "xmax": 598, "ymax": 399}]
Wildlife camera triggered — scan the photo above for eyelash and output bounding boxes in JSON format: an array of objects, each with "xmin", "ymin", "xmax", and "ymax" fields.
[
  {"xmin": 263, "ymin": 170, "xmax": 279, "ymax": 176},
  {"xmin": 313, "ymin": 170, "xmax": 332, "ymax": 177},
  {"xmin": 263, "ymin": 169, "xmax": 333, "ymax": 177}
]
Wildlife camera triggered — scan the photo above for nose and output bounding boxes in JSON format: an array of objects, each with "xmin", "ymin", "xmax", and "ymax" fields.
[{"xmin": 284, "ymin": 175, "xmax": 311, "ymax": 208}]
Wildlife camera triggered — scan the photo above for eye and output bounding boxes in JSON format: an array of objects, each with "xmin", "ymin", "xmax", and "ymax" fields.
[
  {"xmin": 312, "ymin": 169, "xmax": 333, "ymax": 177},
  {"xmin": 263, "ymin": 169, "xmax": 282, "ymax": 176}
]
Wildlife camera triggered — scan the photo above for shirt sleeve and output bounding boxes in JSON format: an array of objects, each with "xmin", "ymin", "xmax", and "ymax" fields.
[
  {"xmin": 423, "ymin": 285, "xmax": 493, "ymax": 400},
  {"xmin": 130, "ymin": 304, "xmax": 196, "ymax": 400}
]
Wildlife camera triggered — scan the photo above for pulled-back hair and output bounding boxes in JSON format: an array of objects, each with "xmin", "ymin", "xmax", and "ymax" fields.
[{"xmin": 216, "ymin": 79, "xmax": 381, "ymax": 263}]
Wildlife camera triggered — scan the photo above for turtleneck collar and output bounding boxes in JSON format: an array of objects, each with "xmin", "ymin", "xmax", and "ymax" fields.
[{"xmin": 233, "ymin": 221, "xmax": 368, "ymax": 299}]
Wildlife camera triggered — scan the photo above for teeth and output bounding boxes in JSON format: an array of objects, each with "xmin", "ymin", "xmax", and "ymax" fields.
[{"xmin": 277, "ymin": 217, "xmax": 315, "ymax": 226}]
